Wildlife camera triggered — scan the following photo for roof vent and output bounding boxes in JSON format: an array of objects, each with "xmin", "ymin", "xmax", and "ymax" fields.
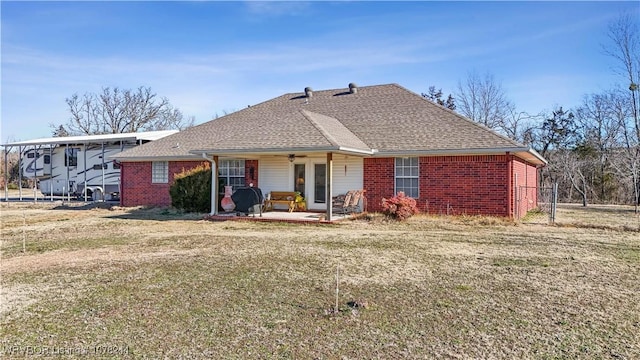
[
  {"xmin": 304, "ymin": 87, "xmax": 313, "ymax": 98},
  {"xmin": 348, "ymin": 83, "xmax": 358, "ymax": 94}
]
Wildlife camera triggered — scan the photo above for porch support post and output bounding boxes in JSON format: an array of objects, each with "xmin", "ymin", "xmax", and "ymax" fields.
[
  {"xmin": 3, "ymin": 146, "xmax": 9, "ymax": 201},
  {"xmin": 84, "ymin": 143, "xmax": 88, "ymax": 201},
  {"xmin": 18, "ymin": 146, "xmax": 22, "ymax": 201},
  {"xmin": 203, "ymin": 153, "xmax": 219, "ymax": 215},
  {"xmin": 49, "ymin": 145, "xmax": 53, "ymax": 201},
  {"xmin": 326, "ymin": 152, "xmax": 333, "ymax": 221},
  {"xmin": 66, "ymin": 144, "xmax": 70, "ymax": 201},
  {"xmin": 213, "ymin": 155, "xmax": 219, "ymax": 215},
  {"xmin": 101, "ymin": 142, "xmax": 105, "ymax": 201}
]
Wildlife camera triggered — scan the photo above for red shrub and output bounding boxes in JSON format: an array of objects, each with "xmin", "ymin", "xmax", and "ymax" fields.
[{"xmin": 381, "ymin": 192, "xmax": 419, "ymax": 221}]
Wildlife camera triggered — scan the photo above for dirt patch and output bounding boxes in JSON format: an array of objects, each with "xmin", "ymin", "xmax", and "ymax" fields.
[{"xmin": 0, "ymin": 283, "xmax": 44, "ymax": 318}]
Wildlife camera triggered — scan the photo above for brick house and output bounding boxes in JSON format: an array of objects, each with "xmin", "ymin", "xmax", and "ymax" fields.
[{"xmin": 114, "ymin": 83, "xmax": 546, "ymax": 220}]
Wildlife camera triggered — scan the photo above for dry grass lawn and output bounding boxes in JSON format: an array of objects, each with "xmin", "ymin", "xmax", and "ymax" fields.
[{"xmin": 1, "ymin": 200, "xmax": 639, "ymax": 359}]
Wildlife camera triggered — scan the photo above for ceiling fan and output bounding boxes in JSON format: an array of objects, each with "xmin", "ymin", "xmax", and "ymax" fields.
[{"xmin": 270, "ymin": 153, "xmax": 309, "ymax": 162}]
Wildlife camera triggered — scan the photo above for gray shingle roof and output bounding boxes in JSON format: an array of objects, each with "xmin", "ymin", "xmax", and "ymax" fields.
[{"xmin": 114, "ymin": 83, "xmax": 542, "ymax": 163}]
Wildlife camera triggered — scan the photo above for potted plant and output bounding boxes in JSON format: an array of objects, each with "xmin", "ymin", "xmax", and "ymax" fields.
[{"xmin": 294, "ymin": 191, "xmax": 306, "ymax": 211}]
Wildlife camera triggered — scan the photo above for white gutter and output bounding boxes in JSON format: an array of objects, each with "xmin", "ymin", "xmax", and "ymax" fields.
[
  {"xmin": 188, "ymin": 146, "xmax": 375, "ymax": 157},
  {"xmin": 374, "ymin": 147, "xmax": 547, "ymax": 165},
  {"xmin": 111, "ymin": 155, "xmax": 202, "ymax": 161}
]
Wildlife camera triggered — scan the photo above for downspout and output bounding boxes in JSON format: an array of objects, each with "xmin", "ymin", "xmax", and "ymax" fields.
[
  {"xmin": 202, "ymin": 153, "xmax": 218, "ymax": 215},
  {"xmin": 506, "ymin": 152, "xmax": 513, "ymax": 219}
]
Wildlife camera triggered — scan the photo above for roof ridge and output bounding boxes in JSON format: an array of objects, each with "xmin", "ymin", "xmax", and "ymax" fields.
[
  {"xmin": 299, "ymin": 109, "xmax": 371, "ymax": 152},
  {"xmin": 299, "ymin": 109, "xmax": 341, "ymax": 147},
  {"xmin": 281, "ymin": 83, "xmax": 397, "ymax": 98}
]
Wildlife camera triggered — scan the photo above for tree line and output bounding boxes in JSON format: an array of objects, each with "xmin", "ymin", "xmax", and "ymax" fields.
[
  {"xmin": 51, "ymin": 86, "xmax": 195, "ymax": 136},
  {"xmin": 422, "ymin": 13, "xmax": 639, "ymax": 210}
]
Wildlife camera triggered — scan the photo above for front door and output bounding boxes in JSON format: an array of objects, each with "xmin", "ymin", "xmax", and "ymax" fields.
[{"xmin": 314, "ymin": 164, "xmax": 326, "ymax": 203}]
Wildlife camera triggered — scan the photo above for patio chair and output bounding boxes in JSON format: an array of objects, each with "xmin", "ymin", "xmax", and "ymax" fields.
[
  {"xmin": 332, "ymin": 191, "xmax": 354, "ymax": 215},
  {"xmin": 346, "ymin": 190, "xmax": 363, "ymax": 214}
]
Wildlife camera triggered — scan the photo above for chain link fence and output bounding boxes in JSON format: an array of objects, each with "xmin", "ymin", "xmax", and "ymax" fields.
[{"xmin": 518, "ymin": 183, "xmax": 558, "ymax": 224}]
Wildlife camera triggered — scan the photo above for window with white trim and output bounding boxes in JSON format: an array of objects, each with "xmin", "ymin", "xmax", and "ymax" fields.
[
  {"xmin": 219, "ymin": 159, "xmax": 245, "ymax": 190},
  {"xmin": 152, "ymin": 161, "xmax": 169, "ymax": 183},
  {"xmin": 395, "ymin": 157, "xmax": 419, "ymax": 198}
]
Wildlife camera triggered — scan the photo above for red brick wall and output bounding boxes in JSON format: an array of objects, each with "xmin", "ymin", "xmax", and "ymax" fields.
[
  {"xmin": 245, "ymin": 160, "xmax": 259, "ymax": 188},
  {"xmin": 364, "ymin": 155, "xmax": 515, "ymax": 217},
  {"xmin": 120, "ymin": 161, "xmax": 205, "ymax": 207},
  {"xmin": 121, "ymin": 160, "xmax": 259, "ymax": 207},
  {"xmin": 362, "ymin": 158, "xmax": 395, "ymax": 212},
  {"xmin": 512, "ymin": 157, "xmax": 540, "ymax": 219}
]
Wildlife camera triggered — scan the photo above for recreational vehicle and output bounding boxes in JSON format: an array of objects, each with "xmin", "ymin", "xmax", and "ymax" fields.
[{"xmin": 4, "ymin": 130, "xmax": 177, "ymax": 201}]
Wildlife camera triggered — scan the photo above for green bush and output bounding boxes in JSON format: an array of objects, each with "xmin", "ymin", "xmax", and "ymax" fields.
[{"xmin": 170, "ymin": 163, "xmax": 211, "ymax": 213}]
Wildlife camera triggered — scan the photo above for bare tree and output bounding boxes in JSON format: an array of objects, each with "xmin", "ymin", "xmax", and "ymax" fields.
[
  {"xmin": 60, "ymin": 86, "xmax": 193, "ymax": 135},
  {"xmin": 64, "ymin": 93, "xmax": 101, "ymax": 135},
  {"xmin": 456, "ymin": 71, "xmax": 512, "ymax": 131},
  {"xmin": 502, "ymin": 107, "xmax": 542, "ymax": 145},
  {"xmin": 556, "ymin": 149, "xmax": 590, "ymax": 206},
  {"xmin": 603, "ymin": 12, "xmax": 640, "ymax": 209},
  {"xmin": 574, "ymin": 90, "xmax": 627, "ymax": 202},
  {"xmin": 51, "ymin": 124, "xmax": 70, "ymax": 137}
]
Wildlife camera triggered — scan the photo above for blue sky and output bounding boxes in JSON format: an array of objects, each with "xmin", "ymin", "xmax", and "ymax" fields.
[{"xmin": 2, "ymin": 1, "xmax": 638, "ymax": 142}]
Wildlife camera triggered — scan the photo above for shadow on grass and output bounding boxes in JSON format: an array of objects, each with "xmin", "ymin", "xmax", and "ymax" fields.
[
  {"xmin": 558, "ymin": 203, "xmax": 638, "ymax": 215},
  {"xmin": 105, "ymin": 207, "xmax": 205, "ymax": 221},
  {"xmin": 52, "ymin": 202, "xmax": 119, "ymax": 211}
]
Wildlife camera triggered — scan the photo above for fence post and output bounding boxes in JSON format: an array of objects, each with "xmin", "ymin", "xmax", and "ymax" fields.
[{"xmin": 550, "ymin": 182, "xmax": 558, "ymax": 224}]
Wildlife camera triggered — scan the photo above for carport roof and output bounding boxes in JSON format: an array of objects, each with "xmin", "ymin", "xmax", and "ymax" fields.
[{"xmin": 2, "ymin": 130, "xmax": 178, "ymax": 147}]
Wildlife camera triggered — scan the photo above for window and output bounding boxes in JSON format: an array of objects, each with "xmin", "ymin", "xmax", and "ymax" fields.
[
  {"xmin": 113, "ymin": 162, "xmax": 121, "ymax": 170},
  {"xmin": 65, "ymin": 148, "xmax": 79, "ymax": 167},
  {"xmin": 218, "ymin": 160, "xmax": 245, "ymax": 190},
  {"xmin": 93, "ymin": 164, "xmax": 107, "ymax": 170},
  {"xmin": 152, "ymin": 161, "xmax": 169, "ymax": 183},
  {"xmin": 44, "ymin": 155, "xmax": 50, "ymax": 164},
  {"xmin": 395, "ymin": 157, "xmax": 419, "ymax": 198}
]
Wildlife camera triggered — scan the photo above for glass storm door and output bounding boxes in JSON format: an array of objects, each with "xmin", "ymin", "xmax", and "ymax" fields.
[
  {"xmin": 314, "ymin": 164, "xmax": 326, "ymax": 203},
  {"xmin": 294, "ymin": 164, "xmax": 305, "ymax": 197}
]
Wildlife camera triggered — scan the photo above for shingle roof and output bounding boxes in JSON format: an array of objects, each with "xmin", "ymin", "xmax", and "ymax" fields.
[{"xmin": 114, "ymin": 83, "xmax": 544, "ymax": 164}]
